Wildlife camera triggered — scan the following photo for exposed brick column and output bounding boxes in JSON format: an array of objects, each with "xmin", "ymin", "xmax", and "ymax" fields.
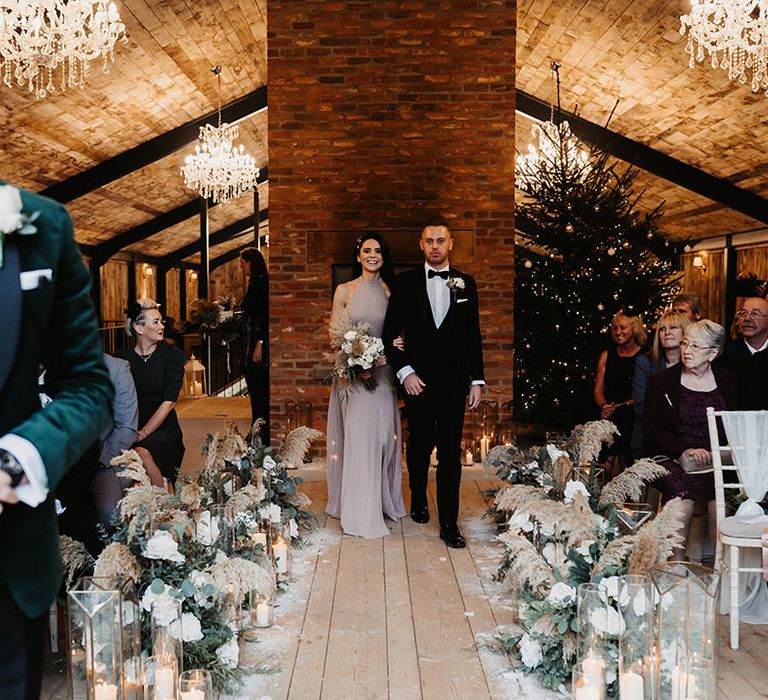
[{"xmin": 268, "ymin": 1, "xmax": 516, "ymax": 448}]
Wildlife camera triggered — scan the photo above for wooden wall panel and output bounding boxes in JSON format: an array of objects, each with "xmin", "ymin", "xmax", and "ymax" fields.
[
  {"xmin": 736, "ymin": 245, "xmax": 768, "ymax": 279},
  {"xmin": 101, "ymin": 260, "xmax": 130, "ymax": 323},
  {"xmin": 136, "ymin": 263, "xmax": 157, "ymax": 301},
  {"xmin": 211, "ymin": 258, "xmax": 248, "ymax": 302},
  {"xmin": 185, "ymin": 270, "xmax": 199, "ymax": 318},
  {"xmin": 166, "ymin": 268, "xmax": 181, "ymax": 322},
  {"xmin": 680, "ymin": 251, "xmax": 724, "ymax": 324}
]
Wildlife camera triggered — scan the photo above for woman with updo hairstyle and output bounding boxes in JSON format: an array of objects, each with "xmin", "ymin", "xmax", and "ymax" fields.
[
  {"xmin": 118, "ymin": 299, "xmax": 185, "ymax": 486},
  {"xmin": 594, "ymin": 311, "xmax": 647, "ymax": 474},
  {"xmin": 239, "ymin": 246, "xmax": 270, "ymax": 444}
]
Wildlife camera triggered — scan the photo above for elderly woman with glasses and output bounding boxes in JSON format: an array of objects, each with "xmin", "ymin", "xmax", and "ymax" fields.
[
  {"xmin": 118, "ymin": 299, "xmax": 185, "ymax": 487},
  {"xmin": 643, "ymin": 319, "xmax": 736, "ymax": 559}
]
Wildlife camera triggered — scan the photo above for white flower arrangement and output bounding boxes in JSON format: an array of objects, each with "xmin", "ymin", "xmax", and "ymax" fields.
[
  {"xmin": 519, "ymin": 633, "xmax": 543, "ymax": 669},
  {"xmin": 170, "ymin": 612, "xmax": 204, "ymax": 642},
  {"xmin": 215, "ymin": 637, "xmax": 240, "ymax": 668},
  {"xmin": 140, "ymin": 584, "xmax": 180, "ymax": 626},
  {"xmin": 545, "ymin": 582, "xmax": 577, "ymax": 608},
  {"xmin": 143, "ymin": 530, "xmax": 185, "ymax": 564}
]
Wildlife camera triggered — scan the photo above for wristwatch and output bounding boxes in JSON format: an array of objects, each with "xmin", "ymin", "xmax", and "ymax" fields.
[{"xmin": 0, "ymin": 449, "xmax": 25, "ymax": 488}]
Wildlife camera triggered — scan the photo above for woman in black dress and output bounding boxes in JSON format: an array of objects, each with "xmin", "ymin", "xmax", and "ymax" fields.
[
  {"xmin": 594, "ymin": 311, "xmax": 646, "ymax": 475},
  {"xmin": 239, "ymin": 247, "xmax": 270, "ymax": 444},
  {"xmin": 119, "ymin": 299, "xmax": 185, "ymax": 486}
]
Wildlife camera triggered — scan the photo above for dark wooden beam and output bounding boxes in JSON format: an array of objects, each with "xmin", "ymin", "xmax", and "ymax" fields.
[
  {"xmin": 40, "ymin": 86, "xmax": 268, "ymax": 203},
  {"xmin": 88, "ymin": 168, "xmax": 269, "ymax": 262},
  {"xmin": 516, "ymin": 90, "xmax": 768, "ymax": 226},
  {"xmin": 163, "ymin": 208, "xmax": 269, "ymax": 267}
]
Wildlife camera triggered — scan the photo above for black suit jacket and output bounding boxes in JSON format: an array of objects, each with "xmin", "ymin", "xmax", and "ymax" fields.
[
  {"xmin": 738, "ymin": 349, "xmax": 768, "ymax": 409},
  {"xmin": 716, "ymin": 339, "xmax": 753, "ymax": 373},
  {"xmin": 382, "ymin": 266, "xmax": 484, "ymax": 390},
  {"xmin": 642, "ymin": 363, "xmax": 736, "ymax": 459}
]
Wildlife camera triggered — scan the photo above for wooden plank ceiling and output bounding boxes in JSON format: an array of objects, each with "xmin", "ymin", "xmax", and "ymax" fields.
[
  {"xmin": 1, "ymin": 0, "xmax": 766, "ymax": 259},
  {"xmin": 516, "ymin": 0, "xmax": 768, "ymax": 241}
]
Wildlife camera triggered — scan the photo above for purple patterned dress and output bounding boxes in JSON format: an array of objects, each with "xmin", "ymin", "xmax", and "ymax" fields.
[{"xmin": 655, "ymin": 386, "xmax": 728, "ymax": 502}]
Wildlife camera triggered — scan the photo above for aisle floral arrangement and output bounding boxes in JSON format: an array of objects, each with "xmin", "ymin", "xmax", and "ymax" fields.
[
  {"xmin": 486, "ymin": 421, "xmax": 684, "ymax": 694},
  {"xmin": 62, "ymin": 419, "xmax": 321, "ymax": 693}
]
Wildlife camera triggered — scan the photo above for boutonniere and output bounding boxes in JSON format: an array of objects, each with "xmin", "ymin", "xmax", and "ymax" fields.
[
  {"xmin": 0, "ymin": 185, "xmax": 40, "ymax": 269},
  {"xmin": 446, "ymin": 275, "xmax": 466, "ymax": 300}
]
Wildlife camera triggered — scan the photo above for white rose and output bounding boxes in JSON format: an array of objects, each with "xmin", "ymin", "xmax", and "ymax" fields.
[
  {"xmin": 0, "ymin": 185, "xmax": 23, "ymax": 234},
  {"xmin": 289, "ymin": 518, "xmax": 299, "ymax": 539},
  {"xmin": 140, "ymin": 586, "xmax": 179, "ymax": 627},
  {"xmin": 546, "ymin": 444, "xmax": 568, "ymax": 462},
  {"xmin": 542, "ymin": 541, "xmax": 566, "ymax": 567},
  {"xmin": 343, "ymin": 330, "xmax": 357, "ymax": 341},
  {"xmin": 518, "ymin": 633, "xmax": 543, "ymax": 668},
  {"xmin": 589, "ymin": 606, "xmax": 625, "ymax": 636},
  {"xmin": 143, "ymin": 530, "xmax": 185, "ymax": 563},
  {"xmin": 170, "ymin": 612, "xmax": 203, "ymax": 642},
  {"xmin": 563, "ymin": 479, "xmax": 590, "ymax": 504},
  {"xmin": 546, "ymin": 581, "xmax": 577, "ymax": 608},
  {"xmin": 507, "ymin": 510, "xmax": 534, "ymax": 533},
  {"xmin": 215, "ymin": 637, "xmax": 240, "ymax": 667},
  {"xmin": 195, "ymin": 511, "xmax": 220, "ymax": 547},
  {"xmin": 599, "ymin": 576, "xmax": 629, "ymax": 606},
  {"xmin": 575, "ymin": 540, "xmax": 594, "ymax": 564},
  {"xmin": 262, "ymin": 455, "xmax": 277, "ymax": 474}
]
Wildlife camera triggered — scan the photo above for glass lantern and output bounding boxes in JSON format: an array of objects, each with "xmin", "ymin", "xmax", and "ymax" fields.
[
  {"xmin": 67, "ymin": 576, "xmax": 142, "ymax": 700},
  {"xmin": 616, "ymin": 503, "xmax": 655, "ymax": 535},
  {"xmin": 495, "ymin": 419, "xmax": 516, "ymax": 446},
  {"xmin": 182, "ymin": 353, "xmax": 207, "ymax": 398},
  {"xmin": 150, "ymin": 597, "xmax": 183, "ymax": 681},
  {"xmin": 179, "ymin": 669, "xmax": 213, "ymax": 700},
  {"xmin": 272, "ymin": 526, "xmax": 291, "ymax": 578},
  {"xmin": 617, "ymin": 576, "xmax": 655, "ymax": 700},
  {"xmin": 650, "ymin": 562, "xmax": 720, "ymax": 699},
  {"xmin": 672, "ymin": 656, "xmax": 714, "ymax": 700},
  {"xmin": 248, "ymin": 592, "xmax": 274, "ymax": 628},
  {"xmin": 143, "ymin": 655, "xmax": 178, "ymax": 700},
  {"xmin": 474, "ymin": 400, "xmax": 499, "ymax": 458}
]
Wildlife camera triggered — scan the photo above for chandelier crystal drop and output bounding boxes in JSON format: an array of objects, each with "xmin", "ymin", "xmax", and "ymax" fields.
[
  {"xmin": 0, "ymin": 0, "xmax": 127, "ymax": 99},
  {"xmin": 181, "ymin": 66, "xmax": 259, "ymax": 204},
  {"xmin": 680, "ymin": 0, "xmax": 768, "ymax": 95}
]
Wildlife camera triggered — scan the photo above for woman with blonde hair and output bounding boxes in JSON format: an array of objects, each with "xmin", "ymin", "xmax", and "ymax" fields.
[
  {"xmin": 631, "ymin": 310, "xmax": 690, "ymax": 456},
  {"xmin": 594, "ymin": 311, "xmax": 646, "ymax": 474}
]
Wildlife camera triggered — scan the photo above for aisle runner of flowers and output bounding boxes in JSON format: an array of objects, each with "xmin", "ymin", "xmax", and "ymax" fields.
[
  {"xmin": 485, "ymin": 421, "xmax": 686, "ymax": 696},
  {"xmin": 63, "ymin": 419, "xmax": 322, "ymax": 694}
]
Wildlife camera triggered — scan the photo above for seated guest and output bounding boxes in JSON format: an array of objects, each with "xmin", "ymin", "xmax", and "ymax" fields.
[
  {"xmin": 643, "ymin": 320, "xmax": 735, "ymax": 560},
  {"xmin": 717, "ymin": 297, "xmax": 768, "ymax": 373},
  {"xmin": 90, "ymin": 353, "xmax": 139, "ymax": 528},
  {"xmin": 118, "ymin": 300, "xmax": 185, "ymax": 487},
  {"xmin": 672, "ymin": 292, "xmax": 703, "ymax": 322},
  {"xmin": 56, "ymin": 443, "xmax": 103, "ymax": 557},
  {"xmin": 631, "ymin": 310, "xmax": 690, "ymax": 457},
  {"xmin": 738, "ymin": 348, "xmax": 768, "ymax": 409}
]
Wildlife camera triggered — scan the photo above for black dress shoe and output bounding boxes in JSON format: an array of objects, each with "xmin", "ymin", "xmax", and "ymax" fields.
[
  {"xmin": 410, "ymin": 505, "xmax": 429, "ymax": 524},
  {"xmin": 439, "ymin": 526, "xmax": 466, "ymax": 549}
]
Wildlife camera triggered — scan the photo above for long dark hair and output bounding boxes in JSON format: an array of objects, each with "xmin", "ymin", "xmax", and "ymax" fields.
[
  {"xmin": 352, "ymin": 232, "xmax": 395, "ymax": 288},
  {"xmin": 240, "ymin": 246, "xmax": 268, "ymax": 279}
]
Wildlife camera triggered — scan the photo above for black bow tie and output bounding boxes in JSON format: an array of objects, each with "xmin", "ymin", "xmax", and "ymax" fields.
[{"xmin": 428, "ymin": 269, "xmax": 449, "ymax": 280}]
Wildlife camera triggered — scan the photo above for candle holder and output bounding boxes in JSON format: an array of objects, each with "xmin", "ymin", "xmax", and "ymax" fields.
[
  {"xmin": 616, "ymin": 503, "xmax": 655, "ymax": 535},
  {"xmin": 249, "ymin": 592, "xmax": 274, "ymax": 628},
  {"xmin": 272, "ymin": 528, "xmax": 291, "ymax": 578},
  {"xmin": 179, "ymin": 669, "xmax": 213, "ymax": 700},
  {"xmin": 650, "ymin": 562, "xmax": 720, "ymax": 699},
  {"xmin": 572, "ymin": 661, "xmax": 607, "ymax": 700},
  {"xmin": 576, "ymin": 583, "xmax": 615, "ymax": 687},
  {"xmin": 672, "ymin": 656, "xmax": 714, "ymax": 700},
  {"xmin": 617, "ymin": 576, "xmax": 654, "ymax": 700},
  {"xmin": 247, "ymin": 519, "xmax": 271, "ymax": 556},
  {"xmin": 67, "ymin": 576, "xmax": 142, "ymax": 700},
  {"xmin": 150, "ymin": 597, "xmax": 183, "ymax": 679},
  {"xmin": 143, "ymin": 655, "xmax": 178, "ymax": 700},
  {"xmin": 495, "ymin": 419, "xmax": 515, "ymax": 446},
  {"xmin": 461, "ymin": 441, "xmax": 475, "ymax": 466},
  {"xmin": 182, "ymin": 353, "xmax": 207, "ymax": 398}
]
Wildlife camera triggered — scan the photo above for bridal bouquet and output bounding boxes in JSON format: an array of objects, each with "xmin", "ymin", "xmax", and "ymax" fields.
[{"xmin": 327, "ymin": 314, "xmax": 387, "ymax": 392}]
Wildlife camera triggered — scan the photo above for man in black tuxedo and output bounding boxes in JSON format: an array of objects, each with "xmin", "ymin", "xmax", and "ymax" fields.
[
  {"xmin": 383, "ymin": 219, "xmax": 484, "ymax": 548},
  {"xmin": 718, "ymin": 297, "xmax": 768, "ymax": 373},
  {"xmin": 738, "ymin": 348, "xmax": 768, "ymax": 409}
]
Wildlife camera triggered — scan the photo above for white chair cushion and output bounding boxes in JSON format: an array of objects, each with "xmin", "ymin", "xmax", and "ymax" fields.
[{"xmin": 718, "ymin": 516, "xmax": 768, "ymax": 540}]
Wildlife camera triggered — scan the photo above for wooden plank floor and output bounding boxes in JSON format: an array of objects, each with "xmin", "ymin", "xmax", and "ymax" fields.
[{"xmin": 40, "ymin": 461, "xmax": 768, "ymax": 699}]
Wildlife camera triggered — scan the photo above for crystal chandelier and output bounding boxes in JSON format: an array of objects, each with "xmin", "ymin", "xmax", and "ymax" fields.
[
  {"xmin": 516, "ymin": 62, "xmax": 591, "ymax": 195},
  {"xmin": 0, "ymin": 0, "xmax": 127, "ymax": 99},
  {"xmin": 181, "ymin": 66, "xmax": 259, "ymax": 204},
  {"xmin": 680, "ymin": 0, "xmax": 768, "ymax": 95}
]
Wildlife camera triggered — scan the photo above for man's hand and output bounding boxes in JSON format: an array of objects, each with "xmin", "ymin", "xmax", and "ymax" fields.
[
  {"xmin": 392, "ymin": 336, "xmax": 405, "ymax": 351},
  {"xmin": 467, "ymin": 385, "xmax": 482, "ymax": 409},
  {"xmin": 0, "ymin": 470, "xmax": 20, "ymax": 515},
  {"xmin": 403, "ymin": 373, "xmax": 426, "ymax": 396},
  {"xmin": 252, "ymin": 341, "xmax": 263, "ymax": 364},
  {"xmin": 682, "ymin": 448, "xmax": 711, "ymax": 468}
]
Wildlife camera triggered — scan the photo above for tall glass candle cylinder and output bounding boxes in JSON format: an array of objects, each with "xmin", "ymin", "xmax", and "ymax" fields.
[{"xmin": 618, "ymin": 575, "xmax": 654, "ymax": 700}]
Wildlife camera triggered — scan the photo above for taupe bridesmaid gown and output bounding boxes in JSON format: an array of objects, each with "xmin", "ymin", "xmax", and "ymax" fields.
[{"xmin": 326, "ymin": 278, "xmax": 407, "ymax": 538}]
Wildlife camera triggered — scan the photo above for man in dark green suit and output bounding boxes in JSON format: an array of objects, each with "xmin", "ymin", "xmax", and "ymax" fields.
[{"xmin": 0, "ymin": 182, "xmax": 113, "ymax": 699}]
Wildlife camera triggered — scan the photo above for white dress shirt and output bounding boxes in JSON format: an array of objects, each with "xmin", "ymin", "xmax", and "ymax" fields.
[
  {"xmin": 0, "ymin": 433, "xmax": 48, "ymax": 507},
  {"xmin": 744, "ymin": 336, "xmax": 768, "ymax": 355}
]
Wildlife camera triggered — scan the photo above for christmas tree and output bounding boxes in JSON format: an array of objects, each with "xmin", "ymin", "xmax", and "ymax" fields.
[{"xmin": 513, "ymin": 118, "xmax": 681, "ymax": 429}]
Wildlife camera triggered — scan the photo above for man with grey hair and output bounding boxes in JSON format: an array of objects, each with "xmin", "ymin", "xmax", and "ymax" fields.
[{"xmin": 719, "ymin": 297, "xmax": 768, "ymax": 374}]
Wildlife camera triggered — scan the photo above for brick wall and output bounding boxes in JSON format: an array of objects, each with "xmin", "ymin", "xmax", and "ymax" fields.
[{"xmin": 267, "ymin": 0, "xmax": 516, "ymax": 447}]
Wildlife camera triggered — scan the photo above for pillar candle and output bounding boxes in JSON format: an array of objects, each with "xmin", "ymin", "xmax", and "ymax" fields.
[
  {"xmin": 154, "ymin": 666, "xmax": 175, "ymax": 700},
  {"xmin": 619, "ymin": 670, "xmax": 644, "ymax": 700},
  {"xmin": 479, "ymin": 436, "xmax": 489, "ymax": 460},
  {"xmin": 273, "ymin": 540, "xmax": 289, "ymax": 574},
  {"xmin": 94, "ymin": 681, "xmax": 117, "ymax": 700},
  {"xmin": 180, "ymin": 690, "xmax": 205, "ymax": 700},
  {"xmin": 255, "ymin": 600, "xmax": 271, "ymax": 626}
]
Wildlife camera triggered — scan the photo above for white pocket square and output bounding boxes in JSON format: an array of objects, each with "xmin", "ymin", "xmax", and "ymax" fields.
[
  {"xmin": 456, "ymin": 298, "xmax": 469, "ymax": 304},
  {"xmin": 20, "ymin": 268, "xmax": 53, "ymax": 291}
]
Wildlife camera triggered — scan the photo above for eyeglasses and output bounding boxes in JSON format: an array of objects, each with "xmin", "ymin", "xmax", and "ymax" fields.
[
  {"xmin": 735, "ymin": 309, "xmax": 768, "ymax": 320},
  {"xmin": 679, "ymin": 340, "xmax": 715, "ymax": 352}
]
